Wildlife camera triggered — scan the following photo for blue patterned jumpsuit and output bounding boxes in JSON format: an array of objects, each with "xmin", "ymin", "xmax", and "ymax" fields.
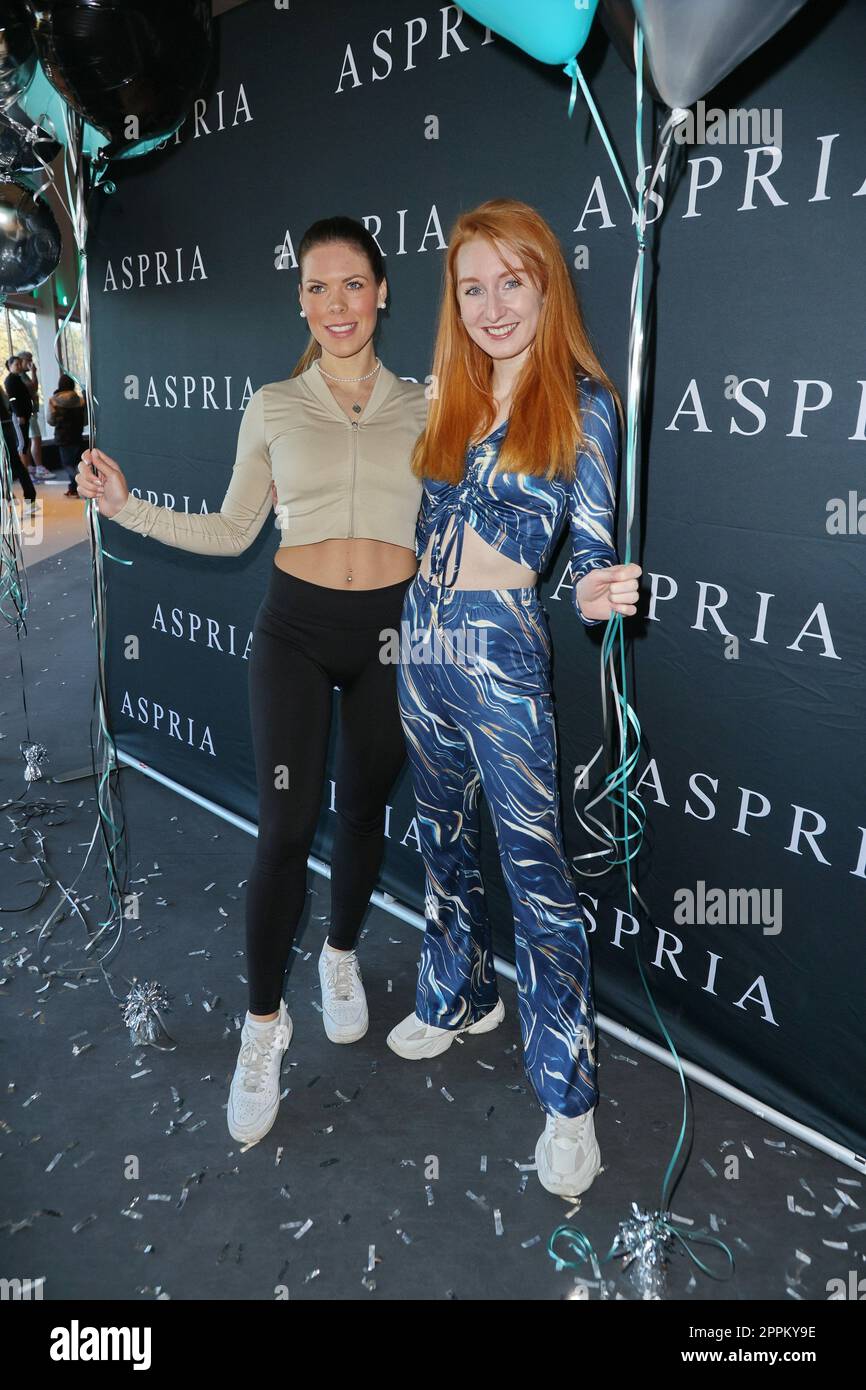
[{"xmin": 395, "ymin": 377, "xmax": 620, "ymax": 1118}]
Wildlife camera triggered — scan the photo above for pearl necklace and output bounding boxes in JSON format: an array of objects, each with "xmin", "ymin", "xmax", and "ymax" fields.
[
  {"xmin": 317, "ymin": 358, "xmax": 381, "ymax": 414},
  {"xmin": 317, "ymin": 358, "xmax": 381, "ymax": 382}
]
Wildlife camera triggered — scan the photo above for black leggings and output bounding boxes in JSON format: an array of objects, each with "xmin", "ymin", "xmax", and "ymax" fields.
[{"xmin": 245, "ymin": 564, "xmax": 415, "ymax": 1015}]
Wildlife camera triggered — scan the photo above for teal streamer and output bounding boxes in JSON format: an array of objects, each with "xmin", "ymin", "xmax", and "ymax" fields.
[
  {"xmin": 0, "ymin": 92, "xmax": 132, "ymax": 984},
  {"xmin": 563, "ymin": 57, "xmax": 637, "ymax": 217},
  {"xmin": 93, "ymin": 536, "xmax": 134, "ymax": 568},
  {"xmin": 549, "ymin": 1207, "xmax": 735, "ymax": 1286},
  {"xmin": 49, "ymin": 113, "xmax": 129, "ymax": 968},
  {"xmin": 551, "ymin": 30, "xmax": 735, "ymax": 1294},
  {"xmin": 0, "ymin": 432, "xmax": 33, "ymax": 631}
]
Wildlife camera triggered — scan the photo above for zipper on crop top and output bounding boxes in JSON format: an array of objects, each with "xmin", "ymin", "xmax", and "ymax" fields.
[{"xmin": 349, "ymin": 419, "xmax": 359, "ymax": 537}]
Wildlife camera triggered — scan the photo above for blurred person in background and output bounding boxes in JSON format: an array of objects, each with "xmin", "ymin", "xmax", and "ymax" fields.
[
  {"xmin": 19, "ymin": 350, "xmax": 44, "ymax": 476},
  {"xmin": 0, "ymin": 378, "xmax": 37, "ymax": 509},
  {"xmin": 4, "ymin": 354, "xmax": 33, "ymax": 473},
  {"xmin": 47, "ymin": 372, "xmax": 86, "ymax": 497}
]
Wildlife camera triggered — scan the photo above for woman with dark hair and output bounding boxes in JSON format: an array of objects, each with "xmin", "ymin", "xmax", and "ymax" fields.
[
  {"xmin": 48, "ymin": 372, "xmax": 87, "ymax": 496},
  {"xmin": 387, "ymin": 199, "xmax": 641, "ymax": 1200},
  {"xmin": 76, "ymin": 217, "xmax": 428, "ymax": 1145}
]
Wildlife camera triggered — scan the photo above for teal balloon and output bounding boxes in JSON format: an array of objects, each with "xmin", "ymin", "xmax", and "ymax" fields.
[
  {"xmin": 112, "ymin": 122, "xmax": 184, "ymax": 162},
  {"xmin": 17, "ymin": 60, "xmax": 107, "ymax": 158},
  {"xmin": 460, "ymin": 0, "xmax": 600, "ymax": 65},
  {"xmin": 18, "ymin": 61, "xmax": 182, "ymax": 163}
]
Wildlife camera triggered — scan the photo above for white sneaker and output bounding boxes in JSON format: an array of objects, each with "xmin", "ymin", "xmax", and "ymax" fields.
[
  {"xmin": 318, "ymin": 943, "xmax": 368, "ymax": 1043},
  {"xmin": 535, "ymin": 1106, "xmax": 602, "ymax": 1198},
  {"xmin": 226, "ymin": 999, "xmax": 293, "ymax": 1144},
  {"xmin": 386, "ymin": 997, "xmax": 505, "ymax": 1059}
]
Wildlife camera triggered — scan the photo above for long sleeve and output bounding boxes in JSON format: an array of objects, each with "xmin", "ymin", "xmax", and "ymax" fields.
[
  {"xmin": 5, "ymin": 376, "xmax": 29, "ymax": 416},
  {"xmin": 110, "ymin": 388, "xmax": 273, "ymax": 557},
  {"xmin": 567, "ymin": 379, "xmax": 620, "ymax": 627}
]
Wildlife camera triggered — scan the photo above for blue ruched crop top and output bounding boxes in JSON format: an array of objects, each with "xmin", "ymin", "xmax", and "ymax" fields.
[{"xmin": 415, "ymin": 377, "xmax": 620, "ymax": 626}]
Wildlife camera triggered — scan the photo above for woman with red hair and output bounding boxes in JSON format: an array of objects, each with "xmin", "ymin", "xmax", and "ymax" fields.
[{"xmin": 388, "ymin": 199, "xmax": 640, "ymax": 1199}]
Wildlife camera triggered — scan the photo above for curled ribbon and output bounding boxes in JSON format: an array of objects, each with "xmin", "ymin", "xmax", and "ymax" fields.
[{"xmin": 550, "ymin": 28, "xmax": 733, "ymax": 1294}]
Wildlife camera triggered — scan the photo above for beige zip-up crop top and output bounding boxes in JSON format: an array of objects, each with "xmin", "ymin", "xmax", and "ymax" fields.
[{"xmin": 109, "ymin": 360, "xmax": 429, "ymax": 555}]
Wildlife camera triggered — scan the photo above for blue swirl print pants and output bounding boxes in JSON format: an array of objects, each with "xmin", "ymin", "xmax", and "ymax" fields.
[{"xmin": 395, "ymin": 571, "xmax": 599, "ymax": 1118}]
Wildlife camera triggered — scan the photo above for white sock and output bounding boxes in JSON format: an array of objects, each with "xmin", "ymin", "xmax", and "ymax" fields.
[{"xmin": 246, "ymin": 1009, "xmax": 280, "ymax": 1030}]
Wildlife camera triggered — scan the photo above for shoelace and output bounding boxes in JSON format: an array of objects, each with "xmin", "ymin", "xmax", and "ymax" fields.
[
  {"xmin": 324, "ymin": 950, "xmax": 358, "ymax": 1001},
  {"xmin": 547, "ymin": 1111, "xmax": 590, "ymax": 1145},
  {"xmin": 238, "ymin": 1024, "xmax": 290, "ymax": 1094}
]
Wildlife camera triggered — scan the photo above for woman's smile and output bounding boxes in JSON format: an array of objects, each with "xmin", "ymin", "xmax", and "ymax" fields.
[{"xmin": 481, "ymin": 322, "xmax": 519, "ymax": 338}]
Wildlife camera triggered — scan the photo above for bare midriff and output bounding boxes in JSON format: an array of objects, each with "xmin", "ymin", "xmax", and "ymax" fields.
[
  {"xmin": 274, "ymin": 538, "xmax": 417, "ymax": 590},
  {"xmin": 272, "ymin": 520, "xmax": 536, "ymax": 591},
  {"xmin": 418, "ymin": 516, "xmax": 537, "ymax": 588}
]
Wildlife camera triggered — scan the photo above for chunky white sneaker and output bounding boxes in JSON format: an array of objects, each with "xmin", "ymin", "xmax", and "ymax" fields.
[
  {"xmin": 386, "ymin": 997, "xmax": 505, "ymax": 1059},
  {"xmin": 226, "ymin": 999, "xmax": 293, "ymax": 1144},
  {"xmin": 535, "ymin": 1106, "xmax": 602, "ymax": 1198},
  {"xmin": 318, "ymin": 944, "xmax": 368, "ymax": 1043}
]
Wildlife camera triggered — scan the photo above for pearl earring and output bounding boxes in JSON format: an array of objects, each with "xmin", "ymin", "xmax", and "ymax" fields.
[{"xmin": 299, "ymin": 309, "xmax": 306, "ymax": 318}]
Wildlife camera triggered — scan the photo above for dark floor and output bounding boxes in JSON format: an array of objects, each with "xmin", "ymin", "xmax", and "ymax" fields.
[{"xmin": 1, "ymin": 542, "xmax": 863, "ymax": 1301}]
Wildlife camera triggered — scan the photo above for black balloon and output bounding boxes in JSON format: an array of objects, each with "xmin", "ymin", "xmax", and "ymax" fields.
[
  {"xmin": 599, "ymin": 0, "xmax": 662, "ymax": 104},
  {"xmin": 0, "ymin": 176, "xmax": 61, "ymax": 294},
  {"xmin": 0, "ymin": 0, "xmax": 36, "ymax": 110},
  {"xmin": 0, "ymin": 112, "xmax": 60, "ymax": 170},
  {"xmin": 23, "ymin": 0, "xmax": 213, "ymax": 160}
]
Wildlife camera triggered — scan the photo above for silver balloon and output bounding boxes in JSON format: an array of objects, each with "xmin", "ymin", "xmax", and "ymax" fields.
[
  {"xmin": 0, "ymin": 177, "xmax": 61, "ymax": 294},
  {"xmin": 633, "ymin": 0, "xmax": 809, "ymax": 109},
  {"xmin": 0, "ymin": 114, "xmax": 60, "ymax": 172}
]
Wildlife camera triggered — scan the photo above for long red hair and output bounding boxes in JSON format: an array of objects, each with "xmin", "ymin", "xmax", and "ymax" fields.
[{"xmin": 412, "ymin": 198, "xmax": 622, "ymax": 484}]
